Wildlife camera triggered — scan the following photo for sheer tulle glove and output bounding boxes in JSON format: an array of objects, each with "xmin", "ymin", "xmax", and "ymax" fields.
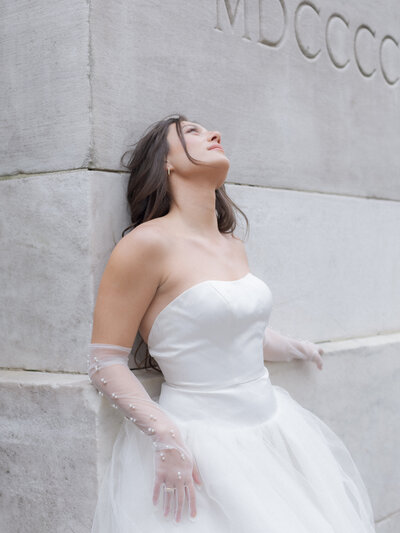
[
  {"xmin": 262, "ymin": 327, "xmax": 324, "ymax": 370},
  {"xmin": 87, "ymin": 343, "xmax": 202, "ymax": 522}
]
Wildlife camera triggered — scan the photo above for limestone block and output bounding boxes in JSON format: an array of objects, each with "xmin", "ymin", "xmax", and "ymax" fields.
[
  {"xmin": 268, "ymin": 333, "xmax": 400, "ymax": 522},
  {"xmin": 0, "ymin": 170, "xmax": 130, "ymax": 373},
  {"xmin": 0, "ymin": 0, "xmax": 90, "ymax": 176},
  {"xmin": 2, "ymin": 177, "xmax": 399, "ymax": 371},
  {"xmin": 3, "ymin": 0, "xmax": 399, "ymax": 199},
  {"xmin": 0, "ymin": 371, "xmax": 96, "ymax": 533},
  {"xmin": 227, "ymin": 183, "xmax": 400, "ymax": 341},
  {"xmin": 90, "ymin": 0, "xmax": 400, "ymax": 200},
  {"xmin": 0, "ymin": 367, "xmax": 163, "ymax": 533}
]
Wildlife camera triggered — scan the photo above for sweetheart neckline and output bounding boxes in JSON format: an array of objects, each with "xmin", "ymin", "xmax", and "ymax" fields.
[{"xmin": 147, "ymin": 272, "xmax": 254, "ymax": 346}]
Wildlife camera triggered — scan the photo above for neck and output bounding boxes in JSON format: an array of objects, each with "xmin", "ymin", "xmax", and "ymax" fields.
[{"xmin": 166, "ymin": 179, "xmax": 220, "ymax": 237}]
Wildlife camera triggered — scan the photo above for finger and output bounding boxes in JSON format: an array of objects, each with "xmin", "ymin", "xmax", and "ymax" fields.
[
  {"xmin": 174, "ymin": 484, "xmax": 185, "ymax": 523},
  {"xmin": 312, "ymin": 353, "xmax": 323, "ymax": 370},
  {"xmin": 163, "ymin": 486, "xmax": 174, "ymax": 518},
  {"xmin": 163, "ymin": 489, "xmax": 172, "ymax": 518},
  {"xmin": 192, "ymin": 459, "xmax": 202, "ymax": 485},
  {"xmin": 187, "ymin": 482, "xmax": 197, "ymax": 518},
  {"xmin": 307, "ymin": 341, "xmax": 322, "ymax": 354},
  {"xmin": 153, "ymin": 477, "xmax": 162, "ymax": 505}
]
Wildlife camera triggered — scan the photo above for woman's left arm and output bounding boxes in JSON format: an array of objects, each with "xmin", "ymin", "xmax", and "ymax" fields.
[{"xmin": 262, "ymin": 327, "xmax": 324, "ymax": 370}]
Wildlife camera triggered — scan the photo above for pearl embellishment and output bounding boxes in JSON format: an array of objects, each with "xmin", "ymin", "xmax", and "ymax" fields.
[
  {"xmin": 177, "ymin": 471, "xmax": 182, "ymax": 479},
  {"xmin": 87, "ymin": 354, "xmax": 188, "ymax": 466}
]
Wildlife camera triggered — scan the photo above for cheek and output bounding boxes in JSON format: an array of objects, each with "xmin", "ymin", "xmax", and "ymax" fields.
[{"xmin": 185, "ymin": 137, "xmax": 203, "ymax": 155}]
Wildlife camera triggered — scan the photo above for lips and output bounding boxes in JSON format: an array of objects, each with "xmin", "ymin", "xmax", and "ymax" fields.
[{"xmin": 208, "ymin": 144, "xmax": 224, "ymax": 151}]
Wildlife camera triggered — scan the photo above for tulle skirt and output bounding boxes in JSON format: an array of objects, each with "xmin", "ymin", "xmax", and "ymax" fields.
[{"xmin": 90, "ymin": 370, "xmax": 376, "ymax": 532}]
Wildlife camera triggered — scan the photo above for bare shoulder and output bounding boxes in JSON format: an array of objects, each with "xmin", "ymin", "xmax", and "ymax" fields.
[
  {"xmin": 114, "ymin": 220, "xmax": 170, "ymax": 265},
  {"xmin": 91, "ymin": 220, "xmax": 171, "ymax": 345}
]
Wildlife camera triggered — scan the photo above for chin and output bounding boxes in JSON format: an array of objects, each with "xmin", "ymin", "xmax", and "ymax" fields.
[
  {"xmin": 214, "ymin": 153, "xmax": 230, "ymax": 165},
  {"xmin": 216, "ymin": 174, "xmax": 228, "ymax": 189},
  {"xmin": 222, "ymin": 156, "xmax": 230, "ymax": 170}
]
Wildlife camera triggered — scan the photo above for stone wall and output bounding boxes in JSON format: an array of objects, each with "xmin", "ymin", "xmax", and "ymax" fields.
[{"xmin": 0, "ymin": 1, "xmax": 399, "ymax": 530}]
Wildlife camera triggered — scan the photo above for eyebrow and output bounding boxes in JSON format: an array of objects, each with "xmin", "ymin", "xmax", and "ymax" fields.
[{"xmin": 182, "ymin": 122, "xmax": 202, "ymax": 129}]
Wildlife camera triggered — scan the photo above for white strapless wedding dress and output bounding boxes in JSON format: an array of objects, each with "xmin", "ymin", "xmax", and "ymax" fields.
[{"xmin": 91, "ymin": 272, "xmax": 376, "ymax": 532}]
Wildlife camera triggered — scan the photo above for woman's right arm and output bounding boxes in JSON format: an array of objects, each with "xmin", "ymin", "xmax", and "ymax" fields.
[{"xmin": 88, "ymin": 226, "xmax": 201, "ymax": 522}]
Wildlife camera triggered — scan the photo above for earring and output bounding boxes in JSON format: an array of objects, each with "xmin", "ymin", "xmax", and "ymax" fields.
[{"xmin": 167, "ymin": 168, "xmax": 171, "ymax": 177}]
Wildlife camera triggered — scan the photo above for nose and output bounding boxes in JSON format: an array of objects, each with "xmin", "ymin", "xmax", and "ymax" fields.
[{"xmin": 208, "ymin": 130, "xmax": 221, "ymax": 143}]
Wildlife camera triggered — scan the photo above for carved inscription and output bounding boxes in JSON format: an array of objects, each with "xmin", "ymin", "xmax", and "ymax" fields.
[{"xmin": 215, "ymin": 0, "xmax": 399, "ymax": 86}]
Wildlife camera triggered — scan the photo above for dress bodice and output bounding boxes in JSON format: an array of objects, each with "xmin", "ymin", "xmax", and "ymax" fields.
[{"xmin": 147, "ymin": 272, "xmax": 273, "ymax": 390}]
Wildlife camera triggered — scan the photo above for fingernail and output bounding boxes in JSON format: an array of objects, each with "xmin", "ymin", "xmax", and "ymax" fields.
[{"xmin": 189, "ymin": 514, "xmax": 198, "ymax": 522}]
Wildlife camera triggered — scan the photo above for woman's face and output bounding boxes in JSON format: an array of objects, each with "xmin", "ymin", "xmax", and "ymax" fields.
[{"xmin": 166, "ymin": 120, "xmax": 230, "ymax": 178}]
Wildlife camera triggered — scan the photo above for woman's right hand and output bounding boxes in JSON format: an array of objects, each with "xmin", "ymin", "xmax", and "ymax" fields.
[{"xmin": 152, "ymin": 445, "xmax": 202, "ymax": 522}]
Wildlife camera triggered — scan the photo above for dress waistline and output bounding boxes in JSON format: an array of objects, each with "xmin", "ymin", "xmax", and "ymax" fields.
[{"xmin": 158, "ymin": 367, "xmax": 278, "ymax": 427}]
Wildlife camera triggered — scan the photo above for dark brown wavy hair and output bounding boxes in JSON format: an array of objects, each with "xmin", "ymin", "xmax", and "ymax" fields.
[{"xmin": 119, "ymin": 113, "xmax": 249, "ymax": 373}]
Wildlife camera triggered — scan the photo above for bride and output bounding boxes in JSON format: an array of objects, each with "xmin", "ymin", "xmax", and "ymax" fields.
[{"xmin": 87, "ymin": 114, "xmax": 376, "ymax": 531}]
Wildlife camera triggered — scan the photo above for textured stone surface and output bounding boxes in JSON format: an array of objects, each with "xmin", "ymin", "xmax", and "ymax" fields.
[
  {"xmin": 2, "ymin": 1, "xmax": 400, "ymax": 200},
  {"xmin": 90, "ymin": 0, "xmax": 400, "ymax": 199},
  {"xmin": 0, "ymin": 170, "xmax": 130, "ymax": 373},
  {"xmin": 228, "ymin": 182, "xmax": 400, "ymax": 341},
  {"xmin": 0, "ymin": 371, "xmax": 96, "ymax": 533},
  {"xmin": 0, "ymin": 367, "xmax": 161, "ymax": 533},
  {"xmin": 0, "ymin": 0, "xmax": 90, "ymax": 176}
]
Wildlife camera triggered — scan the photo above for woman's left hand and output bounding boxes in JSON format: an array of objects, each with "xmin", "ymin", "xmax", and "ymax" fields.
[
  {"xmin": 294, "ymin": 339, "xmax": 324, "ymax": 370},
  {"xmin": 263, "ymin": 327, "xmax": 325, "ymax": 369}
]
